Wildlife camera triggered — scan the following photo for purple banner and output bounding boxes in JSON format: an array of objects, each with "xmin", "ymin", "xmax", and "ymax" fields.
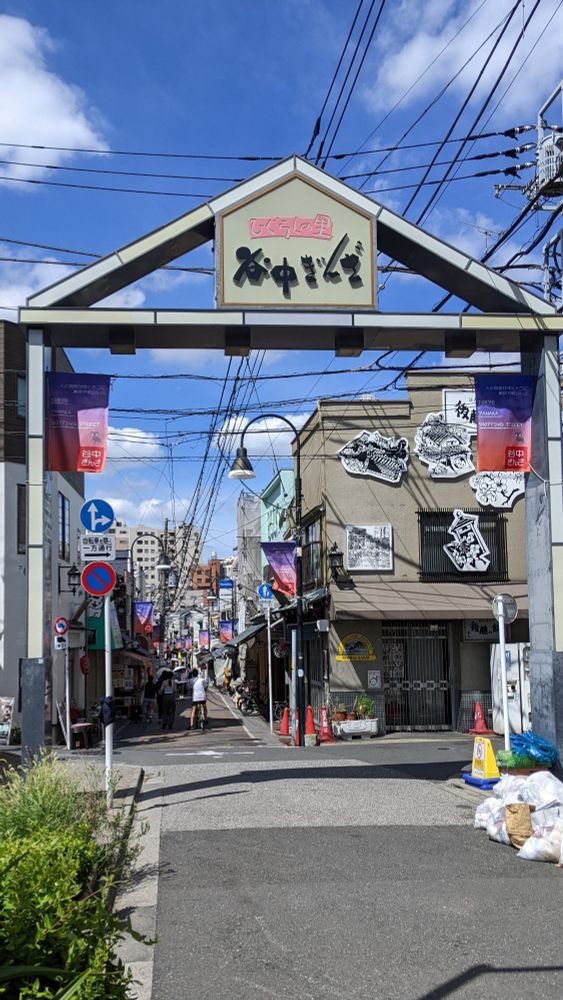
[
  {"xmin": 261, "ymin": 541, "xmax": 297, "ymax": 597},
  {"xmin": 46, "ymin": 373, "xmax": 110, "ymax": 473},
  {"xmin": 133, "ymin": 601, "xmax": 154, "ymax": 636},
  {"xmin": 199, "ymin": 629, "xmax": 210, "ymax": 650},
  {"xmin": 219, "ymin": 620, "xmax": 234, "ymax": 643},
  {"xmin": 184, "ymin": 636, "xmax": 192, "ymax": 651},
  {"xmin": 475, "ymin": 375, "xmax": 533, "ymax": 472}
]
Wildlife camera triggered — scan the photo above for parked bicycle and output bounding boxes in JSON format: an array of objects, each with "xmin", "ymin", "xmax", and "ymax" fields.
[{"xmin": 238, "ymin": 691, "xmax": 261, "ymax": 716}]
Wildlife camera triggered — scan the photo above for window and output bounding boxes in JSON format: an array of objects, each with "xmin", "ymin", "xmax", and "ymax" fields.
[
  {"xmin": 303, "ymin": 519, "xmax": 322, "ymax": 589},
  {"xmin": 418, "ymin": 508, "xmax": 508, "ymax": 583},
  {"xmin": 58, "ymin": 492, "xmax": 70, "ymax": 563},
  {"xmin": 17, "ymin": 484, "xmax": 26, "ymax": 554},
  {"xmin": 16, "ymin": 377, "xmax": 26, "ymax": 419}
]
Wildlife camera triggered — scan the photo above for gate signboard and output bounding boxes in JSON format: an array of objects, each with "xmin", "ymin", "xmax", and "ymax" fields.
[{"xmin": 217, "ymin": 175, "xmax": 375, "ymax": 310}]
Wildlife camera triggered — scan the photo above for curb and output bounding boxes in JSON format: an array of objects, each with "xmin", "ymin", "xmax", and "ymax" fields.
[{"xmin": 108, "ymin": 766, "xmax": 145, "ymax": 911}]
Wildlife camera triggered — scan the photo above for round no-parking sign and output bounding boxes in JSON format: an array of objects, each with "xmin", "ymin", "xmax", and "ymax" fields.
[{"xmin": 81, "ymin": 561, "xmax": 117, "ymax": 597}]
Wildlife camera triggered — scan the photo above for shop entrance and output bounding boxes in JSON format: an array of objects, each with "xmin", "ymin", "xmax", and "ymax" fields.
[{"xmin": 382, "ymin": 621, "xmax": 451, "ymax": 731}]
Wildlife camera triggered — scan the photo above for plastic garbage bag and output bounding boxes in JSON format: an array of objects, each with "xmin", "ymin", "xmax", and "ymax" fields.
[
  {"xmin": 531, "ymin": 806, "xmax": 563, "ymax": 831},
  {"xmin": 486, "ymin": 804, "xmax": 510, "ymax": 845},
  {"xmin": 493, "ymin": 774, "xmax": 527, "ymax": 803},
  {"xmin": 510, "ymin": 731, "xmax": 560, "ymax": 767},
  {"xmin": 474, "ymin": 796, "xmax": 498, "ymax": 830},
  {"xmin": 521, "ymin": 771, "xmax": 563, "ymax": 809},
  {"xmin": 517, "ymin": 818, "xmax": 563, "ymax": 863}
]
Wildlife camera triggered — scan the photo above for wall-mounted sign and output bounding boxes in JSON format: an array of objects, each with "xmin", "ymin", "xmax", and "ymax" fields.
[
  {"xmin": 475, "ymin": 375, "xmax": 533, "ymax": 472},
  {"xmin": 443, "ymin": 509, "xmax": 490, "ymax": 573},
  {"xmin": 414, "ymin": 412, "xmax": 474, "ymax": 479},
  {"xmin": 463, "ymin": 619, "xmax": 500, "ymax": 641},
  {"xmin": 367, "ymin": 669, "xmax": 382, "ymax": 689},
  {"xmin": 469, "ymin": 471, "xmax": 525, "ymax": 509},
  {"xmin": 338, "ymin": 431, "xmax": 409, "ymax": 484},
  {"xmin": 79, "ymin": 533, "xmax": 116, "ymax": 562},
  {"xmin": 336, "ymin": 633, "xmax": 377, "ymax": 662},
  {"xmin": 217, "ymin": 174, "xmax": 375, "ymax": 309},
  {"xmin": 346, "ymin": 524, "xmax": 393, "ymax": 571},
  {"xmin": 442, "ymin": 389, "xmax": 476, "ymax": 435}
]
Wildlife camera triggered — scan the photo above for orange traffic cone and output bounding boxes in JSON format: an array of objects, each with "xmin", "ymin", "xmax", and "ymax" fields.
[
  {"xmin": 319, "ymin": 704, "xmax": 336, "ymax": 743},
  {"xmin": 305, "ymin": 705, "xmax": 318, "ymax": 746},
  {"xmin": 278, "ymin": 706, "xmax": 290, "ymax": 737},
  {"xmin": 469, "ymin": 700, "xmax": 495, "ymax": 736}
]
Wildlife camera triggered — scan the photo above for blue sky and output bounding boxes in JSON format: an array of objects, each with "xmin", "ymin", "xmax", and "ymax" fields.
[{"xmin": 0, "ymin": 1, "xmax": 561, "ymax": 559}]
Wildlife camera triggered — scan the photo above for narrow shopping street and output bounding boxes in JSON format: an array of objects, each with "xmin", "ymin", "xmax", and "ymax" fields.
[{"xmin": 115, "ymin": 698, "xmax": 563, "ymax": 1000}]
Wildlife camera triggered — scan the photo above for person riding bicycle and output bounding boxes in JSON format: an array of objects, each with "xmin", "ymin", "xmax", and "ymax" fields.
[{"xmin": 188, "ymin": 668, "xmax": 208, "ymax": 729}]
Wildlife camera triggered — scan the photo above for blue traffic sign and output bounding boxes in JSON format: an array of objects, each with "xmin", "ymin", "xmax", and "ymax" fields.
[
  {"xmin": 257, "ymin": 582, "xmax": 273, "ymax": 600},
  {"xmin": 81, "ymin": 561, "xmax": 117, "ymax": 597},
  {"xmin": 80, "ymin": 498, "xmax": 114, "ymax": 534},
  {"xmin": 219, "ymin": 579, "xmax": 234, "ymax": 589}
]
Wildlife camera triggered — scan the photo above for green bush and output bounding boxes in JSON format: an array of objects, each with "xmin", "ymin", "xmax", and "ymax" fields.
[{"xmin": 0, "ymin": 755, "xmax": 142, "ymax": 999}]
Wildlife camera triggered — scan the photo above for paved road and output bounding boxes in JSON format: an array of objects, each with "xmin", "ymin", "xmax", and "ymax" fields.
[{"xmin": 117, "ymin": 700, "xmax": 563, "ymax": 1000}]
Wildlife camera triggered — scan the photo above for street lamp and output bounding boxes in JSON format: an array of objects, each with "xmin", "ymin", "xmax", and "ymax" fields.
[{"xmin": 228, "ymin": 413, "xmax": 305, "ymax": 747}]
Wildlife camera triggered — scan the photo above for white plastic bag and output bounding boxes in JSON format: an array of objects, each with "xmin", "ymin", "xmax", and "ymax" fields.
[
  {"xmin": 522, "ymin": 772, "xmax": 563, "ymax": 809},
  {"xmin": 486, "ymin": 804, "xmax": 510, "ymax": 845},
  {"xmin": 531, "ymin": 805, "xmax": 563, "ymax": 831},
  {"xmin": 517, "ymin": 818, "xmax": 563, "ymax": 863},
  {"xmin": 474, "ymin": 796, "xmax": 498, "ymax": 830},
  {"xmin": 493, "ymin": 775, "xmax": 527, "ymax": 803}
]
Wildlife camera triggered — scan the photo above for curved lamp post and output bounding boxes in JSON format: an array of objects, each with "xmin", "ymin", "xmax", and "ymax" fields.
[
  {"xmin": 129, "ymin": 533, "xmax": 175, "ymax": 658},
  {"xmin": 228, "ymin": 413, "xmax": 305, "ymax": 748}
]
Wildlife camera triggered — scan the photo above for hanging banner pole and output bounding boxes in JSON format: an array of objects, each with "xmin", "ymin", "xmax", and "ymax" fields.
[
  {"xmin": 291, "ymin": 628, "xmax": 297, "ymax": 742},
  {"xmin": 267, "ymin": 605, "xmax": 274, "ymax": 734},
  {"xmin": 104, "ymin": 593, "xmax": 113, "ymax": 806}
]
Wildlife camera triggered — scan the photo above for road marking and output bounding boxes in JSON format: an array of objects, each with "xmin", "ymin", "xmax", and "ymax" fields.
[
  {"xmin": 166, "ymin": 750, "xmax": 224, "ymax": 757},
  {"xmin": 215, "ymin": 689, "xmax": 259, "ymax": 742}
]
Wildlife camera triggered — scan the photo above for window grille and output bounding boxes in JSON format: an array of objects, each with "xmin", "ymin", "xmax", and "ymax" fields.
[{"xmin": 418, "ymin": 508, "xmax": 508, "ymax": 583}]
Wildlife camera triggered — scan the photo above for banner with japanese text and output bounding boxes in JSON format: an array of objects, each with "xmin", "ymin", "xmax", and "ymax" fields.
[
  {"xmin": 261, "ymin": 541, "xmax": 297, "ymax": 597},
  {"xmin": 475, "ymin": 375, "xmax": 533, "ymax": 472},
  {"xmin": 46, "ymin": 373, "xmax": 110, "ymax": 473},
  {"xmin": 133, "ymin": 601, "xmax": 154, "ymax": 636},
  {"xmin": 219, "ymin": 620, "xmax": 234, "ymax": 643},
  {"xmin": 184, "ymin": 636, "xmax": 192, "ymax": 651},
  {"xmin": 199, "ymin": 629, "xmax": 210, "ymax": 650}
]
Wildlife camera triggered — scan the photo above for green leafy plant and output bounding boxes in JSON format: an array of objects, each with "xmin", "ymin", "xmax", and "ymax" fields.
[
  {"xmin": 0, "ymin": 753, "xmax": 146, "ymax": 999},
  {"xmin": 354, "ymin": 694, "xmax": 374, "ymax": 719}
]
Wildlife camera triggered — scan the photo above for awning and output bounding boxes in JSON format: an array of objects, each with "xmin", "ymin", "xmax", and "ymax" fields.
[
  {"xmin": 330, "ymin": 582, "xmax": 528, "ymax": 620},
  {"xmin": 215, "ymin": 620, "xmax": 267, "ymax": 657},
  {"xmin": 115, "ymin": 649, "xmax": 153, "ymax": 666}
]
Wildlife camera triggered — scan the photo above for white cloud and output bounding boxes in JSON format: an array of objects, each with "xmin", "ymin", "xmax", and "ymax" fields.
[
  {"xmin": 149, "ymin": 347, "xmax": 219, "ymax": 369},
  {"xmin": 217, "ymin": 412, "xmax": 311, "ymax": 458},
  {"xmin": 440, "ymin": 351, "xmax": 520, "ymax": 370},
  {"xmin": 364, "ymin": 0, "xmax": 563, "ymax": 120},
  {"xmin": 0, "ymin": 256, "xmax": 73, "ymax": 319},
  {"xmin": 102, "ymin": 495, "xmax": 188, "ymax": 529},
  {"xmin": 106, "ymin": 426, "xmax": 164, "ymax": 462},
  {"xmin": 0, "ymin": 15, "xmax": 107, "ymax": 183}
]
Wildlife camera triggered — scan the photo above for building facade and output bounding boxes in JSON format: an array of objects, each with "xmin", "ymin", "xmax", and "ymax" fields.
[{"xmin": 294, "ymin": 375, "xmax": 529, "ymax": 732}]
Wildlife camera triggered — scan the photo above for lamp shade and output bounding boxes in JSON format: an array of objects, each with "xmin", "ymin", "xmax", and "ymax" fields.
[
  {"xmin": 67, "ymin": 563, "xmax": 81, "ymax": 592},
  {"xmin": 228, "ymin": 446, "xmax": 255, "ymax": 480},
  {"xmin": 328, "ymin": 544, "xmax": 344, "ymax": 577}
]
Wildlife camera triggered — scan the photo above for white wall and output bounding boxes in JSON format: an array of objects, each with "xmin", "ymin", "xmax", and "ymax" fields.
[{"xmin": 0, "ymin": 463, "xmax": 27, "ymax": 708}]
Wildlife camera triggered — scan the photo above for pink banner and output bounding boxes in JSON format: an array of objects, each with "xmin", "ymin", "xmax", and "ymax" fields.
[
  {"xmin": 219, "ymin": 620, "xmax": 234, "ymax": 643},
  {"xmin": 46, "ymin": 373, "xmax": 110, "ymax": 473},
  {"xmin": 133, "ymin": 601, "xmax": 154, "ymax": 636},
  {"xmin": 475, "ymin": 375, "xmax": 533, "ymax": 472},
  {"xmin": 199, "ymin": 629, "xmax": 210, "ymax": 650},
  {"xmin": 261, "ymin": 541, "xmax": 296, "ymax": 597}
]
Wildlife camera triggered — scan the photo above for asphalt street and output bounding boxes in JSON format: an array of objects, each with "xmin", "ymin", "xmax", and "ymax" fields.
[{"xmin": 112, "ymin": 691, "xmax": 563, "ymax": 999}]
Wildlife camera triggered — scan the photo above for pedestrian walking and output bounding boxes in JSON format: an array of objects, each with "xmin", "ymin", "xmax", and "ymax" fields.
[
  {"xmin": 143, "ymin": 674, "xmax": 157, "ymax": 722},
  {"xmin": 161, "ymin": 673, "xmax": 176, "ymax": 730}
]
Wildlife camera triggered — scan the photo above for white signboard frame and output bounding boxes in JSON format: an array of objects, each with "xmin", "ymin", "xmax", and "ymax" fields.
[{"xmin": 80, "ymin": 534, "xmax": 116, "ymax": 562}]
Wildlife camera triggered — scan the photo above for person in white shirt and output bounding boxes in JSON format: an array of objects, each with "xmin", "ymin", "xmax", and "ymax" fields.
[{"xmin": 189, "ymin": 668, "xmax": 209, "ymax": 729}]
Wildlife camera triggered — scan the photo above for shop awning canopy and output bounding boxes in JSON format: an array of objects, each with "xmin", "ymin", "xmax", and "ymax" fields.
[{"xmin": 215, "ymin": 620, "xmax": 268, "ymax": 657}]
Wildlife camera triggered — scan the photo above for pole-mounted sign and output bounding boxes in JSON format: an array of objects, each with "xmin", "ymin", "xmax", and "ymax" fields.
[
  {"xmin": 79, "ymin": 498, "xmax": 115, "ymax": 534},
  {"xmin": 81, "ymin": 561, "xmax": 117, "ymax": 597}
]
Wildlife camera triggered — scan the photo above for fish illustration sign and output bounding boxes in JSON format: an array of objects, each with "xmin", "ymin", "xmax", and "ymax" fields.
[{"xmin": 338, "ymin": 431, "xmax": 409, "ymax": 484}]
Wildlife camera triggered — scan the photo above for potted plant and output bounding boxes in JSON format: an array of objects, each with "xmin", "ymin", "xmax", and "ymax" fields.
[
  {"xmin": 355, "ymin": 694, "xmax": 374, "ymax": 719},
  {"xmin": 346, "ymin": 709, "xmax": 357, "ymax": 720},
  {"xmin": 332, "ymin": 703, "xmax": 347, "ymax": 723}
]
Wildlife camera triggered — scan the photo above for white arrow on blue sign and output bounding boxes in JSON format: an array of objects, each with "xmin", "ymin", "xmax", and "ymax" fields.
[
  {"xmin": 80, "ymin": 498, "xmax": 115, "ymax": 534},
  {"xmin": 257, "ymin": 582, "xmax": 273, "ymax": 600}
]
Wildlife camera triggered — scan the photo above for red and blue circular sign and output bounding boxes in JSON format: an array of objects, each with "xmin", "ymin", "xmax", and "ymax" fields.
[
  {"xmin": 81, "ymin": 561, "xmax": 117, "ymax": 597},
  {"xmin": 53, "ymin": 616, "xmax": 68, "ymax": 636}
]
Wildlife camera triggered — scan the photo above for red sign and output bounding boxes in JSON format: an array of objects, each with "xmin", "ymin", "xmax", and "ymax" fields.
[
  {"xmin": 81, "ymin": 561, "xmax": 117, "ymax": 596},
  {"xmin": 80, "ymin": 655, "xmax": 90, "ymax": 676}
]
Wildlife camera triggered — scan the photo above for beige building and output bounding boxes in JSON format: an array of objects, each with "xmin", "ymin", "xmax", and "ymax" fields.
[{"xmin": 295, "ymin": 374, "xmax": 529, "ymax": 731}]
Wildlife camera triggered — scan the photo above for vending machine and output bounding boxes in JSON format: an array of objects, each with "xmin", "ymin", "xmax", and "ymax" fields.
[{"xmin": 490, "ymin": 643, "xmax": 531, "ymax": 735}]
